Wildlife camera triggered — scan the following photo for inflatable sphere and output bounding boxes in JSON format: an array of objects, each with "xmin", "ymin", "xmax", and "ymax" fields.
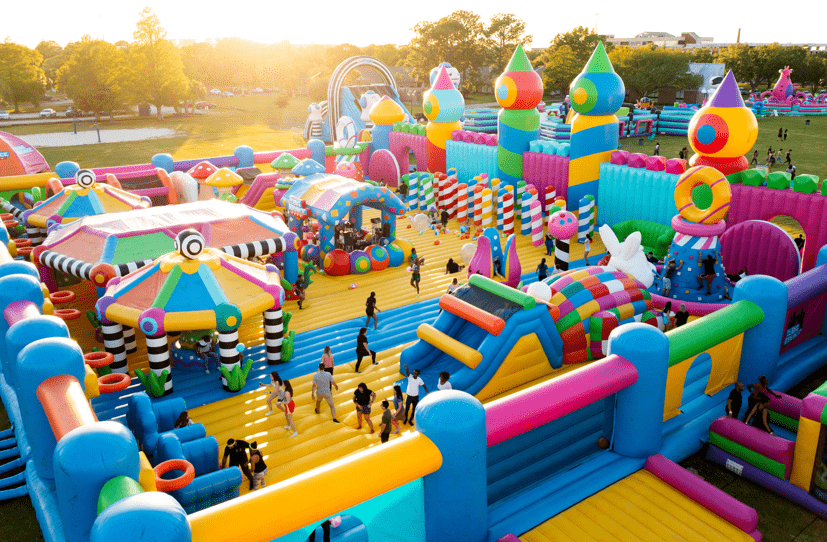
[
  {"xmin": 548, "ymin": 210, "xmax": 578, "ymax": 239},
  {"xmin": 526, "ymin": 281, "xmax": 552, "ymax": 302},
  {"xmin": 367, "ymin": 245, "xmax": 389, "ymax": 271},
  {"xmin": 350, "ymin": 250, "xmax": 371, "ymax": 275},
  {"xmin": 386, "ymin": 243, "xmax": 405, "ymax": 267},
  {"xmin": 460, "ymin": 243, "xmax": 477, "ymax": 264},
  {"xmin": 323, "ymin": 249, "xmax": 350, "ymax": 276},
  {"xmin": 300, "ymin": 244, "xmax": 320, "ymax": 265}
]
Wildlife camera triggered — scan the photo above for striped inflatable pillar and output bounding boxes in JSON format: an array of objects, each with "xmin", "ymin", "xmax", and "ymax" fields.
[
  {"xmin": 407, "ymin": 174, "xmax": 419, "ymax": 211},
  {"xmin": 123, "ymin": 326, "xmax": 137, "ymax": 355},
  {"xmin": 101, "ymin": 322, "xmax": 128, "ymax": 374},
  {"xmin": 479, "ymin": 173, "xmax": 489, "ymax": 184},
  {"xmin": 554, "ymin": 238, "xmax": 571, "ymax": 271},
  {"xmin": 520, "ymin": 195, "xmax": 532, "ymax": 235},
  {"xmin": 481, "ymin": 188, "xmax": 493, "ymax": 228},
  {"xmin": 456, "ymin": 184, "xmax": 469, "ymax": 223},
  {"xmin": 218, "ymin": 329, "xmax": 241, "ymax": 391},
  {"xmin": 578, "ymin": 195, "xmax": 596, "ymax": 242},
  {"xmin": 26, "ymin": 224, "xmax": 42, "ymax": 245},
  {"xmin": 146, "ymin": 333, "xmax": 173, "ymax": 395},
  {"xmin": 515, "ymin": 181, "xmax": 526, "ymax": 223},
  {"xmin": 502, "ymin": 193, "xmax": 515, "ymax": 236},
  {"xmin": 447, "ymin": 167, "xmax": 458, "ymax": 179},
  {"xmin": 544, "ymin": 186, "xmax": 557, "ymax": 217},
  {"xmin": 473, "ymin": 185, "xmax": 484, "ymax": 227},
  {"xmin": 496, "ymin": 189, "xmax": 505, "ymax": 231},
  {"xmin": 555, "ymin": 198, "xmax": 567, "ymax": 212},
  {"xmin": 530, "ymin": 201, "xmax": 544, "ymax": 246},
  {"xmin": 446, "ymin": 179, "xmax": 458, "ymax": 217},
  {"xmin": 421, "ymin": 175, "xmax": 435, "ymax": 210},
  {"xmin": 490, "ymin": 178, "xmax": 500, "ymax": 200},
  {"xmin": 263, "ymin": 308, "xmax": 283, "ymax": 364}
]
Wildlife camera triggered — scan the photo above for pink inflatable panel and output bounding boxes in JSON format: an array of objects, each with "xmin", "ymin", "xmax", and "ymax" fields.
[
  {"xmin": 665, "ymin": 158, "xmax": 687, "ymax": 174},
  {"xmin": 720, "ymin": 220, "xmax": 800, "ymax": 282},
  {"xmin": 710, "ymin": 417, "xmax": 795, "ymax": 475},
  {"xmin": 728, "ymin": 185, "xmax": 827, "ymax": 272},
  {"xmin": 801, "ymin": 393, "xmax": 827, "ymax": 422},
  {"xmin": 768, "ymin": 392, "xmax": 802, "ymax": 420},
  {"xmin": 627, "ymin": 153, "xmax": 647, "ymax": 168},
  {"xmin": 645, "ymin": 155, "xmax": 667, "ymax": 171},
  {"xmin": 496, "ymin": 535, "xmax": 523, "ymax": 542},
  {"xmin": 389, "ymin": 131, "xmax": 428, "ymax": 175},
  {"xmin": 644, "ymin": 454, "xmax": 759, "ymax": 534},
  {"xmin": 522, "ymin": 152, "xmax": 569, "ymax": 203},
  {"xmin": 610, "ymin": 150, "xmax": 629, "ymax": 165}
]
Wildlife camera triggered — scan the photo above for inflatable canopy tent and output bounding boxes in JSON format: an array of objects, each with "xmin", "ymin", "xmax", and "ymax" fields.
[{"xmin": 0, "ymin": 131, "xmax": 49, "ymax": 176}]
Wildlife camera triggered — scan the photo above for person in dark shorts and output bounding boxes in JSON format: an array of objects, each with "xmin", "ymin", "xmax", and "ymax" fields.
[
  {"xmin": 696, "ymin": 251, "xmax": 718, "ymax": 296},
  {"xmin": 745, "ymin": 375, "xmax": 782, "ymax": 422},
  {"xmin": 365, "ymin": 292, "xmax": 380, "ymax": 330},
  {"xmin": 536, "ymin": 258, "xmax": 549, "ymax": 281},
  {"xmin": 745, "ymin": 394, "xmax": 774, "ymax": 435},
  {"xmin": 410, "ymin": 257, "xmax": 423, "ymax": 294},
  {"xmin": 308, "ymin": 520, "xmax": 331, "ymax": 542},
  {"xmin": 352, "ymin": 382, "xmax": 376, "ymax": 433},
  {"xmin": 402, "ymin": 364, "xmax": 429, "ymax": 425},
  {"xmin": 445, "ymin": 258, "xmax": 464, "ymax": 274},
  {"xmin": 249, "ymin": 441, "xmax": 268, "ymax": 490},
  {"xmin": 661, "ymin": 259, "xmax": 683, "ymax": 297},
  {"xmin": 379, "ymin": 400, "xmax": 393, "ymax": 443},
  {"xmin": 440, "ymin": 209, "xmax": 449, "ymax": 229},
  {"xmin": 726, "ymin": 381, "xmax": 744, "ymax": 419},
  {"xmin": 354, "ymin": 327, "xmax": 376, "ymax": 372},
  {"xmin": 675, "ymin": 304, "xmax": 690, "ymax": 327},
  {"xmin": 221, "ymin": 438, "xmax": 254, "ymax": 490}
]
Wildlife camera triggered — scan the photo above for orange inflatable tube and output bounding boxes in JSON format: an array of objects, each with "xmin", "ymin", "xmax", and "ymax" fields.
[
  {"xmin": 438, "ymin": 294, "xmax": 506, "ymax": 336},
  {"xmin": 36, "ymin": 374, "xmax": 98, "ymax": 441}
]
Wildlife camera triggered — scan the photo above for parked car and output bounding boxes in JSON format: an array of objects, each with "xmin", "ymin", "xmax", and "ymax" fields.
[
  {"xmin": 39, "ymin": 108, "xmax": 57, "ymax": 118},
  {"xmin": 223, "ymin": 91, "xmax": 234, "ymax": 97},
  {"xmin": 65, "ymin": 107, "xmax": 85, "ymax": 117},
  {"xmin": 195, "ymin": 102, "xmax": 217, "ymax": 110},
  {"xmin": 210, "ymin": 89, "xmax": 222, "ymax": 95},
  {"xmin": 0, "ymin": 111, "xmax": 9, "ymax": 120}
]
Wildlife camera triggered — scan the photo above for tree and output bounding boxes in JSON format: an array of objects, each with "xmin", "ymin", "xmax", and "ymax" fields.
[
  {"xmin": 485, "ymin": 14, "xmax": 532, "ymax": 72},
  {"xmin": 717, "ymin": 44, "xmax": 756, "ymax": 91},
  {"xmin": 692, "ymin": 48, "xmax": 718, "ymax": 64},
  {"xmin": 36, "ymin": 40, "xmax": 63, "ymax": 61},
  {"xmin": 798, "ymin": 52, "xmax": 827, "ymax": 92},
  {"xmin": 0, "ymin": 40, "xmax": 45, "ymax": 111},
  {"xmin": 541, "ymin": 45, "xmax": 582, "ymax": 96},
  {"xmin": 57, "ymin": 36, "xmax": 127, "ymax": 120},
  {"xmin": 610, "ymin": 45, "xmax": 702, "ymax": 100},
  {"xmin": 404, "ymin": 10, "xmax": 488, "ymax": 86},
  {"xmin": 540, "ymin": 26, "xmax": 613, "ymax": 68},
  {"xmin": 127, "ymin": 7, "xmax": 190, "ymax": 120}
]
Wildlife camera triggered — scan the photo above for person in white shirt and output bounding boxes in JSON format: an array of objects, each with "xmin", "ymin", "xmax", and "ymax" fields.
[
  {"xmin": 437, "ymin": 372, "xmax": 452, "ymax": 390},
  {"xmin": 583, "ymin": 233, "xmax": 592, "ymax": 266},
  {"xmin": 402, "ymin": 364, "xmax": 429, "ymax": 425},
  {"xmin": 446, "ymin": 278, "xmax": 460, "ymax": 295}
]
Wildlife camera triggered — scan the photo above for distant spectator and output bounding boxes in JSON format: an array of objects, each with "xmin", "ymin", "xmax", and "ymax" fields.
[
  {"xmin": 654, "ymin": 142, "xmax": 660, "ymax": 156},
  {"xmin": 675, "ymin": 304, "xmax": 690, "ymax": 327},
  {"xmin": 174, "ymin": 411, "xmax": 193, "ymax": 429},
  {"xmin": 795, "ymin": 234, "xmax": 805, "ymax": 250},
  {"xmin": 785, "ymin": 149, "xmax": 792, "ymax": 165},
  {"xmin": 778, "ymin": 127, "xmax": 783, "ymax": 140},
  {"xmin": 783, "ymin": 128, "xmax": 788, "ymax": 141},
  {"xmin": 438, "ymin": 371, "xmax": 452, "ymax": 390}
]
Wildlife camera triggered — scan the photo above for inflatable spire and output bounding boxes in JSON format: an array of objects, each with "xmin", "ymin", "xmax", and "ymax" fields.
[
  {"xmin": 567, "ymin": 42, "xmax": 624, "ymax": 206},
  {"xmin": 423, "ymin": 65, "xmax": 465, "ymax": 173},
  {"xmin": 687, "ymin": 70, "xmax": 757, "ymax": 175},
  {"xmin": 495, "ymin": 43, "xmax": 544, "ymax": 187}
]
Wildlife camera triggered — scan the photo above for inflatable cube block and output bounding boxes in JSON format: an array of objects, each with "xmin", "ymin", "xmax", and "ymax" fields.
[
  {"xmin": 627, "ymin": 153, "xmax": 647, "ymax": 168},
  {"xmin": 529, "ymin": 141, "xmax": 542, "ymax": 153},
  {"xmin": 766, "ymin": 172, "xmax": 791, "ymax": 190},
  {"xmin": 610, "ymin": 150, "xmax": 630, "ymax": 165},
  {"xmin": 741, "ymin": 169, "xmax": 767, "ymax": 187},
  {"xmin": 665, "ymin": 159, "xmax": 687, "ymax": 175},
  {"xmin": 726, "ymin": 170, "xmax": 744, "ymax": 184},
  {"xmin": 645, "ymin": 156, "xmax": 667, "ymax": 171},
  {"xmin": 793, "ymin": 175, "xmax": 818, "ymax": 194},
  {"xmin": 556, "ymin": 143, "xmax": 570, "ymax": 156}
]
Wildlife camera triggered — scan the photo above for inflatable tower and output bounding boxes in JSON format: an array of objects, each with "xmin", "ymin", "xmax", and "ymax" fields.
[
  {"xmin": 568, "ymin": 42, "xmax": 624, "ymax": 205},
  {"xmin": 687, "ymin": 70, "xmax": 757, "ymax": 176},
  {"xmin": 423, "ymin": 65, "xmax": 464, "ymax": 173},
  {"xmin": 495, "ymin": 43, "xmax": 543, "ymax": 187}
]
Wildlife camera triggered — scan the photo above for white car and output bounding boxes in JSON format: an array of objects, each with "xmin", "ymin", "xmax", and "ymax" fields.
[
  {"xmin": 254, "ymin": 88, "xmax": 263, "ymax": 93},
  {"xmin": 210, "ymin": 89, "xmax": 222, "ymax": 95},
  {"xmin": 223, "ymin": 91, "xmax": 234, "ymax": 97},
  {"xmin": 0, "ymin": 110, "xmax": 9, "ymax": 120},
  {"xmin": 39, "ymin": 108, "xmax": 57, "ymax": 118}
]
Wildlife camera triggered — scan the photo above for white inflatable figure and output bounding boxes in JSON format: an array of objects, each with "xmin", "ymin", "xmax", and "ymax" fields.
[
  {"xmin": 168, "ymin": 171, "xmax": 199, "ymax": 204},
  {"xmin": 335, "ymin": 116, "xmax": 357, "ymax": 149},
  {"xmin": 359, "ymin": 91, "xmax": 381, "ymax": 128},
  {"xmin": 598, "ymin": 224, "xmax": 656, "ymax": 288},
  {"xmin": 429, "ymin": 62, "xmax": 461, "ymax": 89},
  {"xmin": 307, "ymin": 103, "xmax": 324, "ymax": 139}
]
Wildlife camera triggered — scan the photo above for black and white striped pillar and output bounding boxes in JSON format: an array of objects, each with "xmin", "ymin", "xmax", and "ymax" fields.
[
  {"xmin": 123, "ymin": 327, "xmax": 137, "ymax": 355},
  {"xmin": 146, "ymin": 333, "xmax": 173, "ymax": 395},
  {"xmin": 26, "ymin": 225, "xmax": 43, "ymax": 246},
  {"xmin": 218, "ymin": 329, "xmax": 240, "ymax": 391},
  {"xmin": 263, "ymin": 308, "xmax": 283, "ymax": 365},
  {"xmin": 554, "ymin": 238, "xmax": 570, "ymax": 272},
  {"xmin": 101, "ymin": 322, "xmax": 128, "ymax": 373}
]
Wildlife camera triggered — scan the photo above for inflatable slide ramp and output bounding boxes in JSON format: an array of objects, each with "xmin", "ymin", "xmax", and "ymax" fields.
[{"xmin": 400, "ymin": 274, "xmax": 563, "ymax": 400}]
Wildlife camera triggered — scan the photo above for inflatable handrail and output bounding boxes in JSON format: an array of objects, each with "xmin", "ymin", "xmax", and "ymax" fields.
[
  {"xmin": 187, "ymin": 432, "xmax": 441, "ymax": 542},
  {"xmin": 485, "ymin": 354, "xmax": 637, "ymax": 447},
  {"xmin": 438, "ymin": 294, "xmax": 506, "ymax": 336},
  {"xmin": 468, "ymin": 274, "xmax": 535, "ymax": 309},
  {"xmin": 36, "ymin": 374, "xmax": 97, "ymax": 441},
  {"xmin": 3, "ymin": 299, "xmax": 40, "ymax": 325},
  {"xmin": 667, "ymin": 300, "xmax": 764, "ymax": 366},
  {"xmin": 416, "ymin": 324, "xmax": 483, "ymax": 369},
  {"xmin": 785, "ymin": 263, "xmax": 827, "ymax": 307}
]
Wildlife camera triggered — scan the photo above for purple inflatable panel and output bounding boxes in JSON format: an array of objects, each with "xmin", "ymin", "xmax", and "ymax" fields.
[
  {"xmin": 801, "ymin": 393, "xmax": 827, "ymax": 422},
  {"xmin": 522, "ymin": 152, "xmax": 569, "ymax": 203},
  {"xmin": 720, "ymin": 220, "xmax": 800, "ymax": 282}
]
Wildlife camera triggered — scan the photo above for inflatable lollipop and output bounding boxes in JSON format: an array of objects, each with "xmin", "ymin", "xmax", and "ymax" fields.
[{"xmin": 547, "ymin": 210, "xmax": 577, "ymax": 271}]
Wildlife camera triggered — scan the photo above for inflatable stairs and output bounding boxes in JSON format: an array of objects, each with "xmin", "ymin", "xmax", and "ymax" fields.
[{"xmin": 0, "ymin": 426, "xmax": 27, "ymax": 500}]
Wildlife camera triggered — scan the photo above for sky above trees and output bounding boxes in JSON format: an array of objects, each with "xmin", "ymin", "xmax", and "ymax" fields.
[{"xmin": 6, "ymin": 1, "xmax": 826, "ymax": 50}]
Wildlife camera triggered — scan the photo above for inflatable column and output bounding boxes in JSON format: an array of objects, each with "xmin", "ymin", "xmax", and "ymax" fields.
[
  {"xmin": 577, "ymin": 195, "xmax": 595, "ymax": 242},
  {"xmin": 218, "ymin": 328, "xmax": 240, "ymax": 392},
  {"xmin": 424, "ymin": 66, "xmax": 464, "ymax": 173},
  {"xmin": 368, "ymin": 96, "xmax": 405, "ymax": 153},
  {"xmin": 568, "ymin": 42, "xmax": 624, "ymax": 206},
  {"xmin": 264, "ymin": 307, "xmax": 283, "ymax": 365},
  {"xmin": 495, "ymin": 44, "xmax": 544, "ymax": 187}
]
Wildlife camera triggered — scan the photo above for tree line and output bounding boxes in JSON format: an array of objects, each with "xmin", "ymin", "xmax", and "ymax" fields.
[{"xmin": 2, "ymin": 8, "xmax": 826, "ymax": 120}]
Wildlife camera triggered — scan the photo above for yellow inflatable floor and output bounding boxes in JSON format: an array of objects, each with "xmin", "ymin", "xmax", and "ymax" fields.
[{"xmin": 520, "ymin": 469, "xmax": 754, "ymax": 542}]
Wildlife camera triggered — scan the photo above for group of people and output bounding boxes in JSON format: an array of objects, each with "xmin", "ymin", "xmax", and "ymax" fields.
[
  {"xmin": 753, "ymin": 146, "xmax": 793, "ymax": 173},
  {"xmin": 725, "ymin": 375, "xmax": 783, "ymax": 436}
]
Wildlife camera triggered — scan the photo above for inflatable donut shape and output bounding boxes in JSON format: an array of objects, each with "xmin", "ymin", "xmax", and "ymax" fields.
[
  {"xmin": 154, "ymin": 459, "xmax": 195, "ymax": 492},
  {"xmin": 13, "ymin": 238, "xmax": 32, "ymax": 248},
  {"xmin": 84, "ymin": 351, "xmax": 114, "ymax": 368},
  {"xmin": 98, "ymin": 372, "xmax": 131, "ymax": 393},
  {"xmin": 674, "ymin": 166, "xmax": 732, "ymax": 224},
  {"xmin": 54, "ymin": 308, "xmax": 82, "ymax": 321},
  {"xmin": 50, "ymin": 290, "xmax": 76, "ymax": 304}
]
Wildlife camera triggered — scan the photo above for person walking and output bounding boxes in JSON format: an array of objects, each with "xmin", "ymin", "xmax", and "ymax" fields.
[
  {"xmin": 778, "ymin": 127, "xmax": 783, "ymax": 140},
  {"xmin": 378, "ymin": 401, "xmax": 393, "ymax": 443},
  {"xmin": 583, "ymin": 233, "xmax": 592, "ymax": 266},
  {"xmin": 249, "ymin": 441, "xmax": 268, "ymax": 490},
  {"xmin": 391, "ymin": 385, "xmax": 404, "ymax": 434},
  {"xmin": 785, "ymin": 149, "xmax": 792, "ymax": 165},
  {"xmin": 365, "ymin": 292, "xmax": 380, "ymax": 330},
  {"xmin": 221, "ymin": 438, "xmax": 254, "ymax": 490},
  {"xmin": 410, "ymin": 257, "xmax": 423, "ymax": 294},
  {"xmin": 321, "ymin": 346, "xmax": 335, "ymax": 374},
  {"xmin": 750, "ymin": 150, "xmax": 758, "ymax": 166},
  {"xmin": 353, "ymin": 382, "xmax": 376, "ymax": 433},
  {"xmin": 536, "ymin": 258, "xmax": 549, "ymax": 281},
  {"xmin": 278, "ymin": 379, "xmax": 298, "ymax": 437},
  {"xmin": 402, "ymin": 364, "xmax": 429, "ymax": 425},
  {"xmin": 312, "ymin": 363, "xmax": 340, "ymax": 423},
  {"xmin": 354, "ymin": 327, "xmax": 377, "ymax": 372},
  {"xmin": 258, "ymin": 371, "xmax": 283, "ymax": 415},
  {"xmin": 654, "ymin": 142, "xmax": 660, "ymax": 156},
  {"xmin": 783, "ymin": 128, "xmax": 788, "ymax": 141}
]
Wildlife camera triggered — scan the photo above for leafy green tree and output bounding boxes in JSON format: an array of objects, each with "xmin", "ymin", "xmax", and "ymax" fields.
[
  {"xmin": 717, "ymin": 44, "xmax": 756, "ymax": 90},
  {"xmin": 485, "ymin": 13, "xmax": 533, "ymax": 72},
  {"xmin": 798, "ymin": 52, "xmax": 827, "ymax": 92},
  {"xmin": 404, "ymin": 10, "xmax": 488, "ymax": 86},
  {"xmin": 610, "ymin": 45, "xmax": 702, "ymax": 100},
  {"xmin": 0, "ymin": 40, "xmax": 45, "ymax": 112},
  {"xmin": 127, "ymin": 7, "xmax": 190, "ymax": 120},
  {"xmin": 540, "ymin": 27, "xmax": 613, "ymax": 67},
  {"xmin": 57, "ymin": 36, "xmax": 126, "ymax": 120},
  {"xmin": 35, "ymin": 40, "xmax": 63, "ymax": 61},
  {"xmin": 541, "ymin": 45, "xmax": 582, "ymax": 96},
  {"xmin": 692, "ymin": 48, "xmax": 718, "ymax": 63}
]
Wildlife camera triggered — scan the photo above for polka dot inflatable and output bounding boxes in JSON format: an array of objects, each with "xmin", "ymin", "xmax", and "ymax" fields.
[
  {"xmin": 368, "ymin": 245, "xmax": 389, "ymax": 271},
  {"xmin": 323, "ymin": 249, "xmax": 350, "ymax": 276},
  {"xmin": 300, "ymin": 244, "xmax": 320, "ymax": 265},
  {"xmin": 386, "ymin": 243, "xmax": 404, "ymax": 267},
  {"xmin": 174, "ymin": 229, "xmax": 205, "ymax": 259},
  {"xmin": 548, "ymin": 210, "xmax": 578, "ymax": 239},
  {"xmin": 350, "ymin": 250, "xmax": 371, "ymax": 275}
]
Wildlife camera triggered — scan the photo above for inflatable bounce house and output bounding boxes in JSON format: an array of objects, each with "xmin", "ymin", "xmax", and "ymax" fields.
[
  {"xmin": 0, "ymin": 131, "xmax": 50, "ymax": 177},
  {"xmin": 4, "ymin": 39, "xmax": 827, "ymax": 542}
]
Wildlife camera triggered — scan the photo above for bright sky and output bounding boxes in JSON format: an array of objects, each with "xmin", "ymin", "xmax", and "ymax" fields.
[{"xmin": 7, "ymin": 0, "xmax": 825, "ymax": 50}]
